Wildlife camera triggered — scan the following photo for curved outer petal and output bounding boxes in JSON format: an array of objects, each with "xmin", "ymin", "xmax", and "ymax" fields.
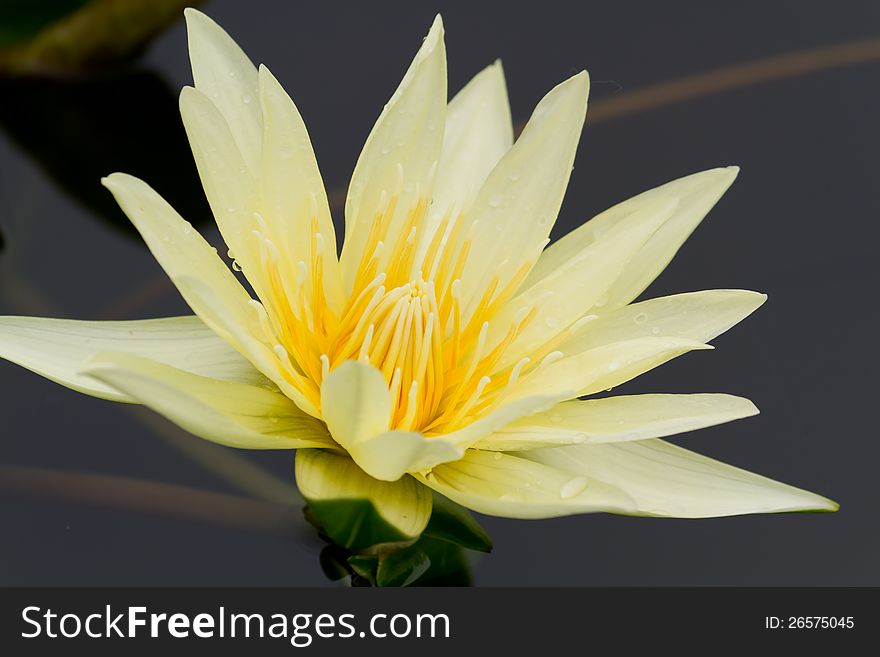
[
  {"xmin": 258, "ymin": 64, "xmax": 344, "ymax": 312},
  {"xmin": 490, "ymin": 197, "xmax": 677, "ymax": 370},
  {"xmin": 320, "ymin": 361, "xmax": 461, "ymax": 481},
  {"xmin": 414, "ymin": 60, "xmax": 513, "ymax": 268},
  {"xmin": 481, "ymin": 393, "xmax": 759, "ymax": 451},
  {"xmin": 525, "ymin": 167, "xmax": 739, "ymax": 306},
  {"xmin": 417, "ymin": 450, "xmax": 632, "ymax": 519},
  {"xmin": 83, "ymin": 353, "xmax": 331, "ymax": 450},
  {"xmin": 521, "ymin": 439, "xmax": 838, "ymax": 517},
  {"xmin": 456, "ymin": 71, "xmax": 589, "ymax": 318},
  {"xmin": 184, "ymin": 8, "xmax": 261, "ymax": 173},
  {"xmin": 102, "ymin": 173, "xmax": 318, "ymax": 416},
  {"xmin": 558, "ymin": 289, "xmax": 767, "ymax": 355},
  {"xmin": 419, "ymin": 440, "xmax": 836, "ymax": 519},
  {"xmin": 295, "ymin": 449, "xmax": 432, "ymax": 539},
  {"xmin": 340, "ymin": 16, "xmax": 447, "ymax": 292},
  {"xmin": 0, "ymin": 315, "xmax": 267, "ymax": 402},
  {"xmin": 510, "ymin": 336, "xmax": 713, "ymax": 402}
]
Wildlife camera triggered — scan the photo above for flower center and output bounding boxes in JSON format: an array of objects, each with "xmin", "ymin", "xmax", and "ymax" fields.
[{"xmin": 245, "ymin": 198, "xmax": 558, "ymax": 434}]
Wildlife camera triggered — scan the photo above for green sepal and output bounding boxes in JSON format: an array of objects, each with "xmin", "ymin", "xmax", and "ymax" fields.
[
  {"xmin": 306, "ymin": 499, "xmax": 413, "ymax": 552},
  {"xmin": 423, "ymin": 492, "xmax": 493, "ymax": 553}
]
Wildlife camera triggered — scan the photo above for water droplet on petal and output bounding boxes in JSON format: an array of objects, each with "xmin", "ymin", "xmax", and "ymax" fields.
[
  {"xmin": 493, "ymin": 452, "xmax": 503, "ymax": 461},
  {"xmin": 545, "ymin": 316, "xmax": 560, "ymax": 329},
  {"xmin": 651, "ymin": 326, "xmax": 661, "ymax": 335},
  {"xmin": 242, "ymin": 93, "xmax": 253, "ymax": 104},
  {"xmin": 560, "ymin": 476, "xmax": 588, "ymax": 499},
  {"xmin": 634, "ymin": 312, "xmax": 648, "ymax": 325},
  {"xmin": 380, "ymin": 144, "xmax": 392, "ymax": 155},
  {"xmin": 488, "ymin": 194, "xmax": 502, "ymax": 208}
]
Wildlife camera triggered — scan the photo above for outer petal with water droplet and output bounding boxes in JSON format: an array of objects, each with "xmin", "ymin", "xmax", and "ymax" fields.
[
  {"xmin": 340, "ymin": 15, "xmax": 447, "ymax": 292},
  {"xmin": 455, "ymin": 71, "xmax": 589, "ymax": 317},
  {"xmin": 481, "ymin": 393, "xmax": 759, "ymax": 450},
  {"xmin": 520, "ymin": 439, "xmax": 838, "ymax": 517},
  {"xmin": 0, "ymin": 315, "xmax": 267, "ymax": 402},
  {"xmin": 83, "ymin": 353, "xmax": 331, "ymax": 449}
]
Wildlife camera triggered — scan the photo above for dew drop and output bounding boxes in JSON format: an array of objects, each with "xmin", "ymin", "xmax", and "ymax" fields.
[
  {"xmin": 559, "ymin": 476, "xmax": 588, "ymax": 499},
  {"xmin": 544, "ymin": 316, "xmax": 560, "ymax": 329},
  {"xmin": 380, "ymin": 144, "xmax": 392, "ymax": 155},
  {"xmin": 493, "ymin": 452, "xmax": 503, "ymax": 461},
  {"xmin": 537, "ymin": 215, "xmax": 548, "ymax": 226},
  {"xmin": 488, "ymin": 194, "xmax": 502, "ymax": 208},
  {"xmin": 651, "ymin": 326, "xmax": 661, "ymax": 335},
  {"xmin": 241, "ymin": 93, "xmax": 253, "ymax": 104},
  {"xmin": 508, "ymin": 171, "xmax": 521, "ymax": 182},
  {"xmin": 228, "ymin": 69, "xmax": 237, "ymax": 78},
  {"xmin": 634, "ymin": 312, "xmax": 648, "ymax": 325}
]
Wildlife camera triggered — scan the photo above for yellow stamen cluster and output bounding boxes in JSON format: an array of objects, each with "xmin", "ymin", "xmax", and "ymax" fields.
[{"xmin": 244, "ymin": 196, "xmax": 572, "ymax": 434}]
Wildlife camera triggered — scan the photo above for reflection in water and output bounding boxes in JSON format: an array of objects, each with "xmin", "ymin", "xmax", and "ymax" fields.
[{"xmin": 0, "ymin": 71, "xmax": 211, "ymax": 240}]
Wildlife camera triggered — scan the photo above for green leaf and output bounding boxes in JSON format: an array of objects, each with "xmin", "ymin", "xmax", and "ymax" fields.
[
  {"xmin": 376, "ymin": 548, "xmax": 431, "ymax": 588},
  {"xmin": 306, "ymin": 499, "xmax": 415, "ymax": 553},
  {"xmin": 347, "ymin": 555, "xmax": 378, "ymax": 584},
  {"xmin": 423, "ymin": 491, "xmax": 493, "ymax": 553}
]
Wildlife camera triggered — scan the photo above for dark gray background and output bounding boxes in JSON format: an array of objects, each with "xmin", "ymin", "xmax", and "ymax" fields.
[{"xmin": 1, "ymin": 0, "xmax": 877, "ymax": 585}]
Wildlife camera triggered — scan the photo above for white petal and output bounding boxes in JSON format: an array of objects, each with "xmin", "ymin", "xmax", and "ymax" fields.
[
  {"xmin": 418, "ymin": 449, "xmax": 631, "ymax": 519},
  {"xmin": 510, "ymin": 336, "xmax": 712, "ymax": 402},
  {"xmin": 340, "ymin": 16, "xmax": 447, "ymax": 292},
  {"xmin": 456, "ymin": 71, "xmax": 589, "ymax": 317},
  {"xmin": 487, "ymin": 393, "xmax": 759, "ymax": 450},
  {"xmin": 295, "ymin": 449, "xmax": 432, "ymax": 540},
  {"xmin": 490, "ymin": 196, "xmax": 677, "ymax": 369},
  {"xmin": 83, "ymin": 353, "xmax": 331, "ymax": 450},
  {"xmin": 257, "ymin": 64, "xmax": 344, "ymax": 312},
  {"xmin": 523, "ymin": 439, "xmax": 838, "ymax": 517},
  {"xmin": 559, "ymin": 289, "xmax": 767, "ymax": 355},
  {"xmin": 0, "ymin": 315, "xmax": 266, "ymax": 402},
  {"xmin": 415, "ymin": 61, "xmax": 513, "ymax": 266},
  {"xmin": 184, "ymin": 8, "xmax": 261, "ymax": 172},
  {"xmin": 526, "ymin": 167, "xmax": 739, "ymax": 305}
]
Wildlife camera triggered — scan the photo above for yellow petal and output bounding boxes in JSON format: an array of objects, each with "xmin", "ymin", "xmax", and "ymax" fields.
[
  {"xmin": 101, "ymin": 173, "xmax": 317, "ymax": 416},
  {"xmin": 415, "ymin": 60, "xmax": 513, "ymax": 266},
  {"xmin": 184, "ymin": 8, "xmax": 261, "ymax": 172},
  {"xmin": 418, "ymin": 449, "xmax": 630, "ymax": 519},
  {"xmin": 484, "ymin": 393, "xmax": 759, "ymax": 450},
  {"xmin": 320, "ymin": 360, "xmax": 392, "ymax": 448},
  {"xmin": 0, "ymin": 315, "xmax": 266, "ymax": 402},
  {"xmin": 296, "ymin": 449, "xmax": 432, "ymax": 539},
  {"xmin": 526, "ymin": 167, "xmax": 739, "ymax": 304},
  {"xmin": 490, "ymin": 196, "xmax": 677, "ymax": 369},
  {"xmin": 456, "ymin": 71, "xmax": 589, "ymax": 317},
  {"xmin": 560, "ymin": 289, "xmax": 767, "ymax": 355},
  {"xmin": 347, "ymin": 430, "xmax": 463, "ymax": 482},
  {"xmin": 340, "ymin": 16, "xmax": 447, "ymax": 292},
  {"xmin": 523, "ymin": 439, "xmax": 838, "ymax": 517},
  {"xmin": 320, "ymin": 360, "xmax": 462, "ymax": 480},
  {"xmin": 510, "ymin": 336, "xmax": 712, "ymax": 401},
  {"xmin": 178, "ymin": 86, "xmax": 265, "ymax": 297},
  {"xmin": 83, "ymin": 353, "xmax": 331, "ymax": 449},
  {"xmin": 257, "ymin": 64, "xmax": 344, "ymax": 312}
]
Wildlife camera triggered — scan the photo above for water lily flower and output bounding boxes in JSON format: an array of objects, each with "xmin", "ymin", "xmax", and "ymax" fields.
[{"xmin": 0, "ymin": 9, "xmax": 835, "ymax": 546}]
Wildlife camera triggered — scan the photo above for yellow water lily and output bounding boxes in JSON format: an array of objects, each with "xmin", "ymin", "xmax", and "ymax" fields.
[{"xmin": 0, "ymin": 9, "xmax": 835, "ymax": 543}]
